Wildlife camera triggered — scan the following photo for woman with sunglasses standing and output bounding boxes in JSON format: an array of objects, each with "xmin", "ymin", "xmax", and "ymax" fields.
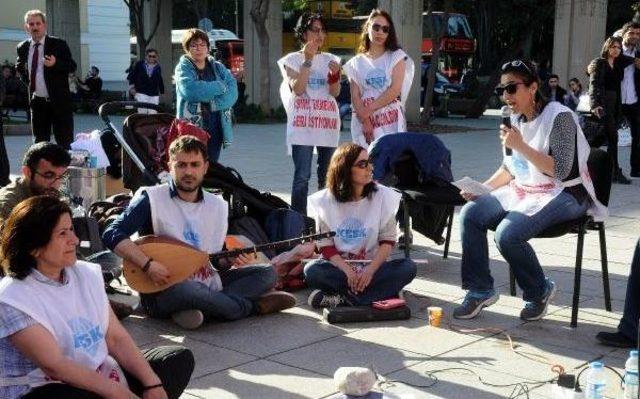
[
  {"xmin": 175, "ymin": 29, "xmax": 238, "ymax": 163},
  {"xmin": 588, "ymin": 36, "xmax": 640, "ymax": 184},
  {"xmin": 303, "ymin": 143, "xmax": 416, "ymax": 308},
  {"xmin": 277, "ymin": 13, "xmax": 341, "ymax": 215},
  {"xmin": 453, "ymin": 60, "xmax": 606, "ymax": 322},
  {"xmin": 343, "ymin": 9, "xmax": 414, "ymax": 148}
]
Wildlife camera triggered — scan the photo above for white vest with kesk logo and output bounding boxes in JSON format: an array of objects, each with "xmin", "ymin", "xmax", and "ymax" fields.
[
  {"xmin": 143, "ymin": 184, "xmax": 227, "ymax": 291},
  {"xmin": 278, "ymin": 52, "xmax": 341, "ymax": 154},
  {"xmin": 308, "ymin": 184, "xmax": 400, "ymax": 262},
  {"xmin": 343, "ymin": 49, "xmax": 415, "ymax": 148},
  {"xmin": 491, "ymin": 101, "xmax": 607, "ymax": 221},
  {"xmin": 0, "ymin": 262, "xmax": 127, "ymax": 390}
]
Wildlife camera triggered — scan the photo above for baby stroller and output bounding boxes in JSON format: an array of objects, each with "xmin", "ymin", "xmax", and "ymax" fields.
[{"xmin": 98, "ymin": 101, "xmax": 313, "ymax": 248}]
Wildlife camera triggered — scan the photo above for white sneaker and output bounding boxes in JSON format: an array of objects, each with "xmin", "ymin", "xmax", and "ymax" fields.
[{"xmin": 171, "ymin": 309, "xmax": 204, "ymax": 329}]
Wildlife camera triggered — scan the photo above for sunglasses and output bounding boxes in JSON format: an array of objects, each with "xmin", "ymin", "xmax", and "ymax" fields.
[
  {"xmin": 353, "ymin": 159, "xmax": 373, "ymax": 169},
  {"xmin": 495, "ymin": 82, "xmax": 526, "ymax": 96},
  {"xmin": 371, "ymin": 23, "xmax": 390, "ymax": 34},
  {"xmin": 501, "ymin": 60, "xmax": 533, "ymax": 76}
]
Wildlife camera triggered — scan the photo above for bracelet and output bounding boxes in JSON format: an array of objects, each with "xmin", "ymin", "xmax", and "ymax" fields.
[
  {"xmin": 142, "ymin": 383, "xmax": 163, "ymax": 391},
  {"xmin": 141, "ymin": 258, "xmax": 153, "ymax": 273}
]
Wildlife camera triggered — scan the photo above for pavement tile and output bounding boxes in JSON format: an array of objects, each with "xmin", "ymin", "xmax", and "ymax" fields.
[
  {"xmin": 185, "ymin": 359, "xmax": 337, "ymax": 399},
  {"xmin": 268, "ymin": 334, "xmax": 427, "ymax": 376},
  {"xmin": 141, "ymin": 336, "xmax": 256, "ymax": 378}
]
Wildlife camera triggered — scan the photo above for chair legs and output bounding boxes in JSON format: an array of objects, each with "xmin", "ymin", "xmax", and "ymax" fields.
[
  {"xmin": 570, "ymin": 223, "xmax": 587, "ymax": 328},
  {"xmin": 442, "ymin": 206, "xmax": 454, "ymax": 259},
  {"xmin": 402, "ymin": 196, "xmax": 412, "ymax": 259},
  {"xmin": 509, "ymin": 268, "xmax": 516, "ymax": 296},
  {"xmin": 597, "ymin": 222, "xmax": 612, "ymax": 312}
]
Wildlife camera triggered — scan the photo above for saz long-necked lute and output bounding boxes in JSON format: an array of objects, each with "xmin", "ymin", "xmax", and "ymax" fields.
[{"xmin": 123, "ymin": 232, "xmax": 335, "ymax": 293}]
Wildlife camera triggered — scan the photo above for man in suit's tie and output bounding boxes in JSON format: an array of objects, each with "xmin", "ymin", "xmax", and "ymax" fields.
[{"xmin": 16, "ymin": 9, "xmax": 77, "ymax": 149}]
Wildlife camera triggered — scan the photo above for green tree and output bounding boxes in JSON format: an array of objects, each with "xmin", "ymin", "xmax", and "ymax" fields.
[{"xmin": 124, "ymin": 0, "xmax": 162, "ymax": 57}]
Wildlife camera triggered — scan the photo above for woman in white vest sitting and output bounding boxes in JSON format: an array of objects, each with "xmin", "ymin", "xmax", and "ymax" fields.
[
  {"xmin": 453, "ymin": 60, "xmax": 607, "ymax": 322},
  {"xmin": 277, "ymin": 12, "xmax": 342, "ymax": 215},
  {"xmin": 343, "ymin": 9, "xmax": 414, "ymax": 148},
  {"xmin": 304, "ymin": 143, "xmax": 416, "ymax": 308},
  {"xmin": 0, "ymin": 196, "xmax": 194, "ymax": 399}
]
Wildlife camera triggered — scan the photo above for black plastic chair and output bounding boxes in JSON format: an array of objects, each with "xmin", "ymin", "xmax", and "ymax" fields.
[{"xmin": 504, "ymin": 148, "xmax": 612, "ymax": 328}]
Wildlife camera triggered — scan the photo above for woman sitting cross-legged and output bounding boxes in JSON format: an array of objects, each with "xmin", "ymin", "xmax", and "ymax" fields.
[
  {"xmin": 0, "ymin": 196, "xmax": 194, "ymax": 399},
  {"xmin": 304, "ymin": 143, "xmax": 416, "ymax": 308},
  {"xmin": 454, "ymin": 60, "xmax": 607, "ymax": 322}
]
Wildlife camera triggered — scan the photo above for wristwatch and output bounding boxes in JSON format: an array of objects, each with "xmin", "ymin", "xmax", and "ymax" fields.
[{"xmin": 302, "ymin": 60, "xmax": 312, "ymax": 68}]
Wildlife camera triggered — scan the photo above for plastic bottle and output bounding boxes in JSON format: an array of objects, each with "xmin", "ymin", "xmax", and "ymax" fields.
[
  {"xmin": 585, "ymin": 361, "xmax": 606, "ymax": 399},
  {"xmin": 624, "ymin": 350, "xmax": 639, "ymax": 399}
]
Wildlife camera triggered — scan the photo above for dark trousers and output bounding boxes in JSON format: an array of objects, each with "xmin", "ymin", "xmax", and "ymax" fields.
[
  {"xmin": 603, "ymin": 91, "xmax": 621, "ymax": 171},
  {"xmin": 618, "ymin": 238, "xmax": 640, "ymax": 342},
  {"xmin": 22, "ymin": 345, "xmax": 194, "ymax": 399},
  {"xmin": 621, "ymin": 102, "xmax": 640, "ymax": 173},
  {"xmin": 30, "ymin": 96, "xmax": 74, "ymax": 149},
  {"xmin": 303, "ymin": 258, "xmax": 417, "ymax": 305},
  {"xmin": 0, "ymin": 111, "xmax": 9, "ymax": 186}
]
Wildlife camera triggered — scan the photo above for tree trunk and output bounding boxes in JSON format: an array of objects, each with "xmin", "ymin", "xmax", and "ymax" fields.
[
  {"xmin": 250, "ymin": 0, "xmax": 271, "ymax": 112},
  {"xmin": 420, "ymin": 7, "xmax": 449, "ymax": 125},
  {"xmin": 124, "ymin": 0, "xmax": 161, "ymax": 58}
]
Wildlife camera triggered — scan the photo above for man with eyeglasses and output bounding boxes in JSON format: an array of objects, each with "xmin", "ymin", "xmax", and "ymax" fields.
[
  {"xmin": 127, "ymin": 48, "xmax": 165, "ymax": 114},
  {"xmin": 0, "ymin": 141, "xmax": 70, "ymax": 222}
]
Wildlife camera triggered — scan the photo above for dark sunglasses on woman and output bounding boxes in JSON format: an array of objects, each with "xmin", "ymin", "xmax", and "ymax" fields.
[
  {"xmin": 495, "ymin": 82, "xmax": 526, "ymax": 97},
  {"xmin": 353, "ymin": 159, "xmax": 373, "ymax": 169},
  {"xmin": 371, "ymin": 23, "xmax": 390, "ymax": 34}
]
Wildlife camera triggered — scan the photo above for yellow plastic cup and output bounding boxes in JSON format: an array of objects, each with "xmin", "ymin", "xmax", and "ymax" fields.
[{"xmin": 428, "ymin": 306, "xmax": 443, "ymax": 327}]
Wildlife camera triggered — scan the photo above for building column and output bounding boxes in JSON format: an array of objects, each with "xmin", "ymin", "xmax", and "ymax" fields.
[
  {"xmin": 377, "ymin": 0, "xmax": 423, "ymax": 123},
  {"xmin": 145, "ymin": 0, "xmax": 173, "ymax": 107},
  {"xmin": 552, "ymin": 0, "xmax": 607, "ymax": 85},
  {"xmin": 46, "ymin": 0, "xmax": 81, "ymax": 73},
  {"xmin": 242, "ymin": 0, "xmax": 283, "ymax": 109}
]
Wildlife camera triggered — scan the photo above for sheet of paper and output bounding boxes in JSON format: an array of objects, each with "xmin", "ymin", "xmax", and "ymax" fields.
[{"xmin": 452, "ymin": 176, "xmax": 492, "ymax": 196}]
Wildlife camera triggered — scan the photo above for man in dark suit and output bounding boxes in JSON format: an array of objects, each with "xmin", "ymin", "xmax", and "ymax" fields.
[
  {"xmin": 619, "ymin": 21, "xmax": 640, "ymax": 178},
  {"xmin": 16, "ymin": 9, "xmax": 77, "ymax": 149}
]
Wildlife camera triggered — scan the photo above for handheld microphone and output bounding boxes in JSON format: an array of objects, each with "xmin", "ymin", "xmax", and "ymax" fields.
[{"xmin": 501, "ymin": 105, "xmax": 512, "ymax": 156}]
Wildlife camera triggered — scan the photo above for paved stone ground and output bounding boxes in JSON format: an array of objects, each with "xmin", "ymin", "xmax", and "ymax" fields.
[{"xmin": 4, "ymin": 113, "xmax": 640, "ymax": 398}]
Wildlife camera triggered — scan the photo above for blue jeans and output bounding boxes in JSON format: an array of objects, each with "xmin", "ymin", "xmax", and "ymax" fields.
[
  {"xmin": 303, "ymin": 258, "xmax": 417, "ymax": 305},
  {"xmin": 141, "ymin": 265, "xmax": 276, "ymax": 321},
  {"xmin": 459, "ymin": 191, "xmax": 589, "ymax": 302},
  {"xmin": 619, "ymin": 238, "xmax": 640, "ymax": 341},
  {"xmin": 206, "ymin": 127, "xmax": 223, "ymax": 163},
  {"xmin": 291, "ymin": 145, "xmax": 335, "ymax": 215}
]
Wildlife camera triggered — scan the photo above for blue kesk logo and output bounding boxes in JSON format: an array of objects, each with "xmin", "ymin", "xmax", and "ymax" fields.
[
  {"xmin": 69, "ymin": 317, "xmax": 104, "ymax": 356},
  {"xmin": 307, "ymin": 71, "xmax": 326, "ymax": 90},
  {"xmin": 365, "ymin": 68, "xmax": 386, "ymax": 90},
  {"xmin": 183, "ymin": 221, "xmax": 201, "ymax": 249},
  {"xmin": 511, "ymin": 152, "xmax": 530, "ymax": 179},
  {"xmin": 336, "ymin": 217, "xmax": 367, "ymax": 245}
]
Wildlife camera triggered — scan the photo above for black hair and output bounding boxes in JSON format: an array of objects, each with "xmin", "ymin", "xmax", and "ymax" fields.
[
  {"xmin": 548, "ymin": 74, "xmax": 559, "ymax": 81},
  {"xmin": 293, "ymin": 12, "xmax": 326, "ymax": 45},
  {"xmin": 500, "ymin": 59, "xmax": 548, "ymax": 114},
  {"xmin": 146, "ymin": 48, "xmax": 158, "ymax": 55},
  {"xmin": 22, "ymin": 142, "xmax": 71, "ymax": 172},
  {"xmin": 169, "ymin": 135, "xmax": 208, "ymax": 161},
  {"xmin": 621, "ymin": 21, "xmax": 640, "ymax": 36}
]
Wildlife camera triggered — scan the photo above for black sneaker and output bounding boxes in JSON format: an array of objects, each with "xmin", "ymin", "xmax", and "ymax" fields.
[
  {"xmin": 614, "ymin": 170, "xmax": 632, "ymax": 185},
  {"xmin": 596, "ymin": 331, "xmax": 637, "ymax": 348},
  {"xmin": 307, "ymin": 289, "xmax": 346, "ymax": 308},
  {"xmin": 453, "ymin": 291, "xmax": 499, "ymax": 319},
  {"xmin": 520, "ymin": 281, "xmax": 556, "ymax": 321}
]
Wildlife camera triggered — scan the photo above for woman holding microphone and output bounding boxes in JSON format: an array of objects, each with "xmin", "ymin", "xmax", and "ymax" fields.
[
  {"xmin": 278, "ymin": 13, "xmax": 341, "ymax": 215},
  {"xmin": 343, "ymin": 9, "xmax": 414, "ymax": 148},
  {"xmin": 454, "ymin": 60, "xmax": 606, "ymax": 322}
]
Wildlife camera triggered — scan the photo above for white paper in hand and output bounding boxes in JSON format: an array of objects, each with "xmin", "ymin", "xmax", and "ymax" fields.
[{"xmin": 452, "ymin": 176, "xmax": 492, "ymax": 196}]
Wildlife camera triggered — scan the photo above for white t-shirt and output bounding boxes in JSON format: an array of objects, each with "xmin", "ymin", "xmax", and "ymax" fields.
[
  {"xmin": 277, "ymin": 52, "xmax": 341, "ymax": 152},
  {"xmin": 343, "ymin": 49, "xmax": 414, "ymax": 148},
  {"xmin": 143, "ymin": 184, "xmax": 227, "ymax": 291},
  {"xmin": 308, "ymin": 184, "xmax": 401, "ymax": 261}
]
